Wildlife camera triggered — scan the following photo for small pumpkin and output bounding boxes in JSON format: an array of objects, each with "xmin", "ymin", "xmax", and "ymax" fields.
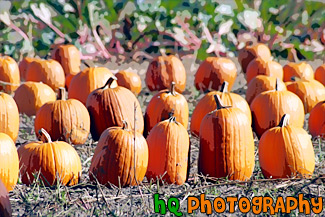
[
  {"xmin": 190, "ymin": 81, "xmax": 251, "ymax": 137},
  {"xmin": 0, "ymin": 93, "xmax": 19, "ymax": 142},
  {"xmin": 144, "ymin": 82, "xmax": 189, "ymax": 137},
  {"xmin": 283, "ymin": 62, "xmax": 314, "ymax": 82},
  {"xmin": 145, "ymin": 55, "xmax": 186, "ymax": 93},
  {"xmin": 0, "ymin": 178, "xmax": 12, "ymax": 217},
  {"xmin": 51, "ymin": 44, "xmax": 81, "ymax": 76},
  {"xmin": 34, "ymin": 88, "xmax": 90, "ymax": 145},
  {"xmin": 18, "ymin": 128, "xmax": 82, "ymax": 186},
  {"xmin": 315, "ymin": 64, "xmax": 325, "ymax": 86},
  {"xmin": 86, "ymin": 77, "xmax": 144, "ymax": 141},
  {"xmin": 115, "ymin": 70, "xmax": 142, "ymax": 95},
  {"xmin": 259, "ymin": 114, "xmax": 315, "ymax": 178},
  {"xmin": 146, "ymin": 116, "xmax": 190, "ymax": 185},
  {"xmin": 308, "ymin": 101, "xmax": 325, "ymax": 138},
  {"xmin": 89, "ymin": 121, "xmax": 148, "ymax": 186},
  {"xmin": 194, "ymin": 57, "xmax": 237, "ymax": 92},
  {"xmin": 0, "ymin": 56, "xmax": 20, "ymax": 93},
  {"xmin": 14, "ymin": 82, "xmax": 56, "ymax": 116},
  {"xmin": 18, "ymin": 57, "xmax": 39, "ymax": 81},
  {"xmin": 198, "ymin": 95, "xmax": 255, "ymax": 181}
]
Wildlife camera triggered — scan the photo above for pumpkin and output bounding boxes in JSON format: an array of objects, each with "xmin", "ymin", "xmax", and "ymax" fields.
[
  {"xmin": 286, "ymin": 78, "xmax": 325, "ymax": 113},
  {"xmin": 65, "ymin": 73, "xmax": 75, "ymax": 90},
  {"xmin": 115, "ymin": 70, "xmax": 142, "ymax": 95},
  {"xmin": 246, "ymin": 75, "xmax": 287, "ymax": 104},
  {"xmin": 144, "ymin": 82, "xmax": 188, "ymax": 137},
  {"xmin": 51, "ymin": 44, "xmax": 81, "ymax": 76},
  {"xmin": 190, "ymin": 81, "xmax": 251, "ymax": 137},
  {"xmin": 34, "ymin": 88, "xmax": 90, "ymax": 145},
  {"xmin": 86, "ymin": 77, "xmax": 144, "ymax": 141},
  {"xmin": 238, "ymin": 43, "xmax": 271, "ymax": 73},
  {"xmin": 315, "ymin": 64, "xmax": 325, "ymax": 86},
  {"xmin": 194, "ymin": 57, "xmax": 237, "ymax": 92},
  {"xmin": 198, "ymin": 95, "xmax": 255, "ymax": 181},
  {"xmin": 68, "ymin": 67, "xmax": 117, "ymax": 105},
  {"xmin": 25, "ymin": 59, "xmax": 65, "ymax": 91},
  {"xmin": 0, "ymin": 178, "xmax": 12, "ymax": 217},
  {"xmin": 18, "ymin": 57, "xmax": 39, "ymax": 81},
  {"xmin": 89, "ymin": 121, "xmax": 148, "ymax": 186},
  {"xmin": 259, "ymin": 114, "xmax": 315, "ymax": 178},
  {"xmin": 18, "ymin": 128, "xmax": 81, "ymax": 186},
  {"xmin": 308, "ymin": 101, "xmax": 325, "ymax": 138},
  {"xmin": 0, "ymin": 56, "xmax": 20, "ymax": 93},
  {"xmin": 145, "ymin": 55, "xmax": 186, "ymax": 93},
  {"xmin": 251, "ymin": 79, "xmax": 305, "ymax": 138},
  {"xmin": 283, "ymin": 62, "xmax": 314, "ymax": 82},
  {"xmin": 0, "ymin": 133, "xmax": 19, "ymax": 192},
  {"xmin": 0, "ymin": 93, "xmax": 19, "ymax": 142},
  {"xmin": 14, "ymin": 82, "xmax": 56, "ymax": 116},
  {"xmin": 146, "ymin": 116, "xmax": 190, "ymax": 185},
  {"xmin": 246, "ymin": 57, "xmax": 283, "ymax": 84}
]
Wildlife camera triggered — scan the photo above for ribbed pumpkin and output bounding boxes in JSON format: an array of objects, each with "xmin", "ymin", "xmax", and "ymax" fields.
[
  {"xmin": 34, "ymin": 88, "xmax": 90, "ymax": 145},
  {"xmin": 238, "ymin": 43, "xmax": 271, "ymax": 73},
  {"xmin": 315, "ymin": 64, "xmax": 325, "ymax": 86},
  {"xmin": 144, "ymin": 82, "xmax": 188, "ymax": 137},
  {"xmin": 68, "ymin": 67, "xmax": 117, "ymax": 105},
  {"xmin": 0, "ymin": 133, "xmax": 19, "ymax": 192},
  {"xmin": 14, "ymin": 82, "xmax": 56, "ymax": 116},
  {"xmin": 246, "ymin": 58, "xmax": 283, "ymax": 84},
  {"xmin": 89, "ymin": 122, "xmax": 148, "ymax": 186},
  {"xmin": 286, "ymin": 78, "xmax": 325, "ymax": 113},
  {"xmin": 308, "ymin": 101, "xmax": 325, "ymax": 138},
  {"xmin": 146, "ymin": 116, "xmax": 190, "ymax": 185},
  {"xmin": 51, "ymin": 44, "xmax": 81, "ymax": 76},
  {"xmin": 19, "ymin": 57, "xmax": 38, "ymax": 81},
  {"xmin": 283, "ymin": 62, "xmax": 314, "ymax": 82},
  {"xmin": 0, "ymin": 56, "xmax": 20, "ymax": 93},
  {"xmin": 198, "ymin": 95, "xmax": 255, "ymax": 181},
  {"xmin": 145, "ymin": 55, "xmax": 186, "ymax": 93},
  {"xmin": 18, "ymin": 128, "xmax": 81, "ymax": 186},
  {"xmin": 0, "ymin": 93, "xmax": 19, "ymax": 142},
  {"xmin": 251, "ymin": 79, "xmax": 305, "ymax": 138},
  {"xmin": 259, "ymin": 114, "xmax": 315, "ymax": 178},
  {"xmin": 25, "ymin": 59, "xmax": 65, "ymax": 91},
  {"xmin": 246, "ymin": 75, "xmax": 287, "ymax": 104},
  {"xmin": 115, "ymin": 70, "xmax": 142, "ymax": 95},
  {"xmin": 190, "ymin": 82, "xmax": 251, "ymax": 137},
  {"xmin": 86, "ymin": 77, "xmax": 144, "ymax": 141},
  {"xmin": 194, "ymin": 57, "xmax": 237, "ymax": 92},
  {"xmin": 0, "ymin": 178, "xmax": 12, "ymax": 217}
]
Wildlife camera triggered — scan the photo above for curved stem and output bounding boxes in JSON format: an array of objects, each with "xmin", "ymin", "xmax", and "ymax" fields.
[
  {"xmin": 278, "ymin": 114, "xmax": 290, "ymax": 127},
  {"xmin": 290, "ymin": 76, "xmax": 299, "ymax": 82},
  {"xmin": 170, "ymin": 82, "xmax": 176, "ymax": 95},
  {"xmin": 220, "ymin": 81, "xmax": 229, "ymax": 93},
  {"xmin": 102, "ymin": 76, "xmax": 117, "ymax": 89},
  {"xmin": 214, "ymin": 94, "xmax": 226, "ymax": 110},
  {"xmin": 39, "ymin": 128, "xmax": 52, "ymax": 143},
  {"xmin": 122, "ymin": 120, "xmax": 128, "ymax": 130},
  {"xmin": 58, "ymin": 87, "xmax": 66, "ymax": 100}
]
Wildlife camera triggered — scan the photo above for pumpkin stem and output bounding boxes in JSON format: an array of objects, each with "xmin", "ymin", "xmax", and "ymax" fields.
[
  {"xmin": 38, "ymin": 128, "xmax": 52, "ymax": 143},
  {"xmin": 122, "ymin": 120, "xmax": 129, "ymax": 130},
  {"xmin": 214, "ymin": 94, "xmax": 226, "ymax": 110},
  {"xmin": 168, "ymin": 109, "xmax": 175, "ymax": 119},
  {"xmin": 275, "ymin": 78, "xmax": 280, "ymax": 91},
  {"xmin": 290, "ymin": 76, "xmax": 299, "ymax": 82},
  {"xmin": 278, "ymin": 114, "xmax": 290, "ymax": 127},
  {"xmin": 170, "ymin": 82, "xmax": 176, "ymax": 95},
  {"xmin": 102, "ymin": 76, "xmax": 117, "ymax": 89},
  {"xmin": 220, "ymin": 81, "xmax": 229, "ymax": 93},
  {"xmin": 58, "ymin": 87, "xmax": 66, "ymax": 100}
]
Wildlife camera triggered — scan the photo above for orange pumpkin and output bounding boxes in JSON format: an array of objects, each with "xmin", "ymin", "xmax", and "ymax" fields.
[
  {"xmin": 315, "ymin": 64, "xmax": 325, "ymax": 86},
  {"xmin": 259, "ymin": 114, "xmax": 315, "ymax": 178},
  {"xmin": 0, "ymin": 56, "xmax": 20, "ymax": 93},
  {"xmin": 18, "ymin": 128, "xmax": 81, "ymax": 186},
  {"xmin": 0, "ymin": 178, "xmax": 12, "ymax": 217},
  {"xmin": 283, "ymin": 62, "xmax": 314, "ymax": 82},
  {"xmin": 68, "ymin": 67, "xmax": 117, "ymax": 105},
  {"xmin": 146, "ymin": 116, "xmax": 190, "ymax": 185},
  {"xmin": 34, "ymin": 88, "xmax": 90, "ymax": 145},
  {"xmin": 0, "ymin": 93, "xmax": 19, "ymax": 142},
  {"xmin": 65, "ymin": 73, "xmax": 75, "ymax": 90},
  {"xmin": 86, "ymin": 77, "xmax": 144, "ymax": 141},
  {"xmin": 145, "ymin": 55, "xmax": 186, "ymax": 93},
  {"xmin": 51, "ymin": 44, "xmax": 81, "ymax": 76},
  {"xmin": 190, "ymin": 81, "xmax": 251, "ymax": 137},
  {"xmin": 198, "ymin": 95, "xmax": 255, "ymax": 181},
  {"xmin": 115, "ymin": 70, "xmax": 142, "ymax": 95},
  {"xmin": 19, "ymin": 57, "xmax": 39, "ymax": 81},
  {"xmin": 89, "ymin": 121, "xmax": 148, "ymax": 186},
  {"xmin": 144, "ymin": 82, "xmax": 188, "ymax": 137},
  {"xmin": 308, "ymin": 101, "xmax": 325, "ymax": 138},
  {"xmin": 14, "ymin": 82, "xmax": 56, "ymax": 116},
  {"xmin": 194, "ymin": 57, "xmax": 237, "ymax": 92},
  {"xmin": 25, "ymin": 59, "xmax": 65, "ymax": 91}
]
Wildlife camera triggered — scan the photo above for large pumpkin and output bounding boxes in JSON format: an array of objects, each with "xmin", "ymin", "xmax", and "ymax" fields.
[
  {"xmin": 0, "ymin": 133, "xmax": 19, "ymax": 191},
  {"xmin": 14, "ymin": 82, "xmax": 56, "ymax": 116},
  {"xmin": 194, "ymin": 57, "xmax": 237, "ymax": 92},
  {"xmin": 34, "ymin": 88, "xmax": 90, "ymax": 145},
  {"xmin": 0, "ymin": 56, "xmax": 20, "ymax": 93},
  {"xmin": 0, "ymin": 93, "xmax": 19, "ymax": 142},
  {"xmin": 283, "ymin": 62, "xmax": 314, "ymax": 82},
  {"xmin": 315, "ymin": 64, "xmax": 325, "ymax": 86},
  {"xmin": 115, "ymin": 70, "xmax": 142, "ymax": 95},
  {"xmin": 0, "ymin": 178, "xmax": 12, "ymax": 217},
  {"xmin": 190, "ymin": 81, "xmax": 251, "ymax": 137},
  {"xmin": 145, "ymin": 55, "xmax": 186, "ymax": 93},
  {"xmin": 144, "ymin": 82, "xmax": 188, "ymax": 137},
  {"xmin": 198, "ymin": 95, "xmax": 255, "ymax": 181},
  {"xmin": 25, "ymin": 59, "xmax": 65, "ymax": 91},
  {"xmin": 68, "ymin": 67, "xmax": 117, "ymax": 105},
  {"xmin": 89, "ymin": 122, "xmax": 148, "ymax": 186},
  {"xmin": 246, "ymin": 58, "xmax": 283, "ymax": 84},
  {"xmin": 51, "ymin": 44, "xmax": 81, "ymax": 76},
  {"xmin": 18, "ymin": 128, "xmax": 81, "ymax": 186},
  {"xmin": 146, "ymin": 116, "xmax": 190, "ymax": 185},
  {"xmin": 308, "ymin": 101, "xmax": 325, "ymax": 138},
  {"xmin": 86, "ymin": 77, "xmax": 144, "ymax": 141},
  {"xmin": 19, "ymin": 57, "xmax": 39, "ymax": 81},
  {"xmin": 259, "ymin": 114, "xmax": 315, "ymax": 178}
]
